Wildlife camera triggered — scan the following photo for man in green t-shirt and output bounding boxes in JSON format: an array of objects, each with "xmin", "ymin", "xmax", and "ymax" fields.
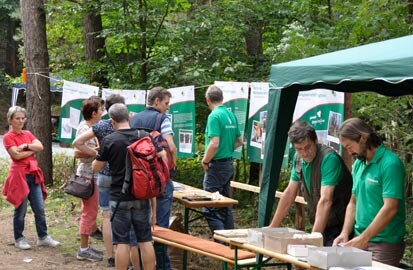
[
  {"xmin": 333, "ymin": 118, "xmax": 405, "ymax": 266},
  {"xmin": 268, "ymin": 120, "xmax": 352, "ymax": 246},
  {"xmin": 201, "ymin": 85, "xmax": 242, "ymax": 233}
]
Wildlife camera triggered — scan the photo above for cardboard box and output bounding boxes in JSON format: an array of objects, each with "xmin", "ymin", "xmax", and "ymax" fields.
[
  {"xmin": 247, "ymin": 227, "xmax": 303, "ymax": 248},
  {"xmin": 307, "ymin": 247, "xmax": 372, "ymax": 269},
  {"xmin": 264, "ymin": 232, "xmax": 323, "ymax": 253}
]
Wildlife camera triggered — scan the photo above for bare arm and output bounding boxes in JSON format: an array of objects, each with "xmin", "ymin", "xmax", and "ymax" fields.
[
  {"xmin": 73, "ymin": 128, "xmax": 98, "ymax": 157},
  {"xmin": 312, "ymin": 185, "xmax": 335, "ymax": 233},
  {"xmin": 333, "ymin": 195, "xmax": 356, "ymax": 246},
  {"xmin": 343, "ymin": 197, "xmax": 399, "ymax": 249},
  {"xmin": 201, "ymin": 136, "xmax": 219, "ymax": 170},
  {"xmin": 151, "ymin": 197, "xmax": 157, "ymax": 229},
  {"xmin": 8, "ymin": 138, "xmax": 43, "ymax": 160},
  {"xmin": 269, "ymin": 181, "xmax": 300, "ymax": 227},
  {"xmin": 234, "ymin": 136, "xmax": 242, "ymax": 149},
  {"xmin": 92, "ymin": 159, "xmax": 105, "ymax": 173},
  {"xmin": 163, "ymin": 134, "xmax": 177, "ymax": 165}
]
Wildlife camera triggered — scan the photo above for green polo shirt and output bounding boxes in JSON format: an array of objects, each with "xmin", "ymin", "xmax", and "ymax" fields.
[
  {"xmin": 205, "ymin": 105, "xmax": 241, "ymax": 159},
  {"xmin": 352, "ymin": 144, "xmax": 405, "ymax": 243},
  {"xmin": 291, "ymin": 152, "xmax": 343, "ymax": 190}
]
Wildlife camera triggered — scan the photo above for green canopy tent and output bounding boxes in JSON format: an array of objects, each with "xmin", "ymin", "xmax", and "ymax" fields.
[{"xmin": 258, "ymin": 35, "xmax": 413, "ymax": 227}]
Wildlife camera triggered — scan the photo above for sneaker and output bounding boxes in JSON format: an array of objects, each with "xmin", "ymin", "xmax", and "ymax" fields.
[
  {"xmin": 107, "ymin": 257, "xmax": 115, "ymax": 267},
  {"xmin": 36, "ymin": 235, "xmax": 60, "ymax": 247},
  {"xmin": 15, "ymin": 238, "xmax": 31, "ymax": 250},
  {"xmin": 90, "ymin": 228, "xmax": 103, "ymax": 241},
  {"xmin": 90, "ymin": 246, "xmax": 104, "ymax": 255},
  {"xmin": 77, "ymin": 247, "xmax": 103, "ymax": 262}
]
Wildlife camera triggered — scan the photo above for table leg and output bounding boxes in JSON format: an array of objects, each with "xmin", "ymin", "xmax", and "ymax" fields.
[{"xmin": 182, "ymin": 207, "xmax": 190, "ymax": 270}]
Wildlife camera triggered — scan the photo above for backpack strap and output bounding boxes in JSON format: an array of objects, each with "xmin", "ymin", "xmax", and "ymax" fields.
[{"xmin": 154, "ymin": 113, "xmax": 166, "ymax": 133}]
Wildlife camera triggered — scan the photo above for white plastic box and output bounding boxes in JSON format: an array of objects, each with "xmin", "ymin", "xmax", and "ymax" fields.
[
  {"xmin": 264, "ymin": 231, "xmax": 323, "ymax": 253},
  {"xmin": 307, "ymin": 247, "xmax": 372, "ymax": 269},
  {"xmin": 287, "ymin": 244, "xmax": 316, "ymax": 257},
  {"xmin": 247, "ymin": 227, "xmax": 303, "ymax": 248}
]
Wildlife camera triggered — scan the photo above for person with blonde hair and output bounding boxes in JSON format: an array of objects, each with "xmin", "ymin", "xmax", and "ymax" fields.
[{"xmin": 2, "ymin": 106, "xmax": 60, "ymax": 250}]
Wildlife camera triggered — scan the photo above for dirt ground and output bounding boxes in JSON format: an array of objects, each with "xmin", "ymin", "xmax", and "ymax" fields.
[
  {"xmin": 0, "ymin": 211, "xmax": 107, "ymax": 270},
  {"xmin": 0, "ymin": 208, "xmax": 222, "ymax": 270}
]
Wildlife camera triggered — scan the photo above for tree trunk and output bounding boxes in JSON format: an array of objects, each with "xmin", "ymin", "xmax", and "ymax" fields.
[
  {"xmin": 408, "ymin": 0, "xmax": 413, "ymax": 24},
  {"xmin": 245, "ymin": 25, "xmax": 263, "ymax": 67},
  {"xmin": 82, "ymin": 1, "xmax": 107, "ymax": 86},
  {"xmin": 20, "ymin": 0, "xmax": 53, "ymax": 185}
]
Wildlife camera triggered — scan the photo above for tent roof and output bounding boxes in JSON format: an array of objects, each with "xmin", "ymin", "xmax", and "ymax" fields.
[
  {"xmin": 259, "ymin": 35, "xmax": 413, "ymax": 227},
  {"xmin": 270, "ymin": 35, "xmax": 413, "ymax": 95}
]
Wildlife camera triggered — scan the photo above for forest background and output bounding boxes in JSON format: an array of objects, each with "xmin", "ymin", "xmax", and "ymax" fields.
[{"xmin": 0, "ymin": 0, "xmax": 413, "ymax": 266}]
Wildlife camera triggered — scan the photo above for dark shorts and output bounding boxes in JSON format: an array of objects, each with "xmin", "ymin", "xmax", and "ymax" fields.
[{"xmin": 109, "ymin": 200, "xmax": 152, "ymax": 244}]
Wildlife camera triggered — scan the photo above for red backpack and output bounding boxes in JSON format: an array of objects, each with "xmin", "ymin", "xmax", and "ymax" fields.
[{"xmin": 124, "ymin": 131, "xmax": 170, "ymax": 199}]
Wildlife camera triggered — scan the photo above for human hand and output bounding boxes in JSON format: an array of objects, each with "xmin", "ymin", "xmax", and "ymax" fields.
[
  {"xmin": 17, "ymin": 143, "xmax": 28, "ymax": 152},
  {"xmin": 343, "ymin": 235, "xmax": 368, "ymax": 250},
  {"xmin": 201, "ymin": 159, "xmax": 209, "ymax": 171},
  {"xmin": 332, "ymin": 233, "xmax": 348, "ymax": 247}
]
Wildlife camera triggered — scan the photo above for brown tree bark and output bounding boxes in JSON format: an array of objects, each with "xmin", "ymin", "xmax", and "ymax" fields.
[
  {"xmin": 245, "ymin": 25, "xmax": 263, "ymax": 67},
  {"xmin": 82, "ymin": 1, "xmax": 107, "ymax": 85},
  {"xmin": 408, "ymin": 0, "xmax": 413, "ymax": 24},
  {"xmin": 20, "ymin": 0, "xmax": 53, "ymax": 185}
]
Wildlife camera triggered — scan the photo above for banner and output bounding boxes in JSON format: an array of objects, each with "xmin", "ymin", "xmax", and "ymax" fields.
[
  {"xmin": 57, "ymin": 80, "xmax": 99, "ymax": 144},
  {"xmin": 246, "ymin": 86, "xmax": 344, "ymax": 166},
  {"xmin": 214, "ymin": 81, "xmax": 249, "ymax": 160},
  {"xmin": 102, "ymin": 88, "xmax": 146, "ymax": 118},
  {"xmin": 168, "ymin": 86, "xmax": 195, "ymax": 158},
  {"xmin": 246, "ymin": 82, "xmax": 271, "ymax": 163},
  {"xmin": 292, "ymin": 89, "xmax": 345, "ymax": 153}
]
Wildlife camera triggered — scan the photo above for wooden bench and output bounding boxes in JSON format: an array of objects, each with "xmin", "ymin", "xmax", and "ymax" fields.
[{"xmin": 152, "ymin": 226, "xmax": 290, "ymax": 270}]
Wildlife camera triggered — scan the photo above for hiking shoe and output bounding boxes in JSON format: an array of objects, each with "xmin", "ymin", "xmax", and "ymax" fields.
[
  {"xmin": 36, "ymin": 235, "xmax": 60, "ymax": 247},
  {"xmin": 90, "ymin": 228, "xmax": 103, "ymax": 241},
  {"xmin": 90, "ymin": 246, "xmax": 104, "ymax": 255},
  {"xmin": 76, "ymin": 247, "xmax": 103, "ymax": 262},
  {"xmin": 107, "ymin": 257, "xmax": 115, "ymax": 267},
  {"xmin": 15, "ymin": 238, "xmax": 31, "ymax": 250}
]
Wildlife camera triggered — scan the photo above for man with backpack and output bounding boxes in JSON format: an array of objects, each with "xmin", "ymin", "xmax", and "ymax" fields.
[
  {"xmin": 130, "ymin": 86, "xmax": 176, "ymax": 270},
  {"xmin": 92, "ymin": 103, "xmax": 156, "ymax": 270}
]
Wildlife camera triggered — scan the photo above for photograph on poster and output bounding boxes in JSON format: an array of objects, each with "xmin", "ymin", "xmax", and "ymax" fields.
[
  {"xmin": 250, "ymin": 120, "xmax": 263, "ymax": 148},
  {"xmin": 316, "ymin": 130, "xmax": 329, "ymax": 146},
  {"xmin": 329, "ymin": 141, "xmax": 341, "ymax": 153},
  {"xmin": 179, "ymin": 129, "xmax": 193, "ymax": 154},
  {"xmin": 327, "ymin": 111, "xmax": 342, "ymax": 144}
]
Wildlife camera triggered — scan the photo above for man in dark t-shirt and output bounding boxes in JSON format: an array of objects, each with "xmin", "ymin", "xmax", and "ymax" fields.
[{"xmin": 92, "ymin": 103, "xmax": 156, "ymax": 270}]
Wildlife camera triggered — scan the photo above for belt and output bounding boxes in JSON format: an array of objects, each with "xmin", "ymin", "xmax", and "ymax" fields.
[{"xmin": 211, "ymin": 158, "xmax": 232, "ymax": 163}]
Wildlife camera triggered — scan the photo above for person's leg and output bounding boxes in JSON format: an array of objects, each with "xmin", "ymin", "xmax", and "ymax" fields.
[
  {"xmin": 13, "ymin": 198, "xmax": 28, "ymax": 242},
  {"xmin": 138, "ymin": 242, "xmax": 155, "ymax": 270},
  {"xmin": 131, "ymin": 200, "xmax": 155, "ymax": 270},
  {"xmin": 110, "ymin": 200, "xmax": 133, "ymax": 269},
  {"xmin": 130, "ymin": 245, "xmax": 141, "ymax": 270},
  {"xmin": 203, "ymin": 161, "xmax": 234, "ymax": 232},
  {"xmin": 79, "ymin": 181, "xmax": 99, "ymax": 248},
  {"xmin": 98, "ymin": 174, "xmax": 114, "ymax": 261},
  {"xmin": 116, "ymin": 244, "xmax": 131, "ymax": 270},
  {"xmin": 155, "ymin": 180, "xmax": 173, "ymax": 270},
  {"xmin": 26, "ymin": 174, "xmax": 48, "ymax": 239}
]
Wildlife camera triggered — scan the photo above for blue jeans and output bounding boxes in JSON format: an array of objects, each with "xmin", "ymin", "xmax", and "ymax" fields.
[
  {"xmin": 97, "ymin": 173, "xmax": 111, "ymax": 211},
  {"xmin": 13, "ymin": 174, "xmax": 48, "ymax": 241},
  {"xmin": 203, "ymin": 161, "xmax": 234, "ymax": 232},
  {"xmin": 155, "ymin": 180, "xmax": 173, "ymax": 270}
]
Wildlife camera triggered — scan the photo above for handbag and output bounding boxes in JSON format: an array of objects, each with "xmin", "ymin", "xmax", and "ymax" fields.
[{"xmin": 64, "ymin": 173, "xmax": 95, "ymax": 199}]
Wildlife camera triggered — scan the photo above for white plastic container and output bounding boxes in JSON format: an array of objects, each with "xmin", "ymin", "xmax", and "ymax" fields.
[
  {"xmin": 308, "ymin": 247, "xmax": 372, "ymax": 269},
  {"xmin": 247, "ymin": 227, "xmax": 303, "ymax": 248},
  {"xmin": 287, "ymin": 244, "xmax": 316, "ymax": 257}
]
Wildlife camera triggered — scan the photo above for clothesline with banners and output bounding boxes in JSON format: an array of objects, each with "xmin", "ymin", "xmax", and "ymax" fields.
[{"xmin": 54, "ymin": 80, "xmax": 343, "ymax": 162}]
